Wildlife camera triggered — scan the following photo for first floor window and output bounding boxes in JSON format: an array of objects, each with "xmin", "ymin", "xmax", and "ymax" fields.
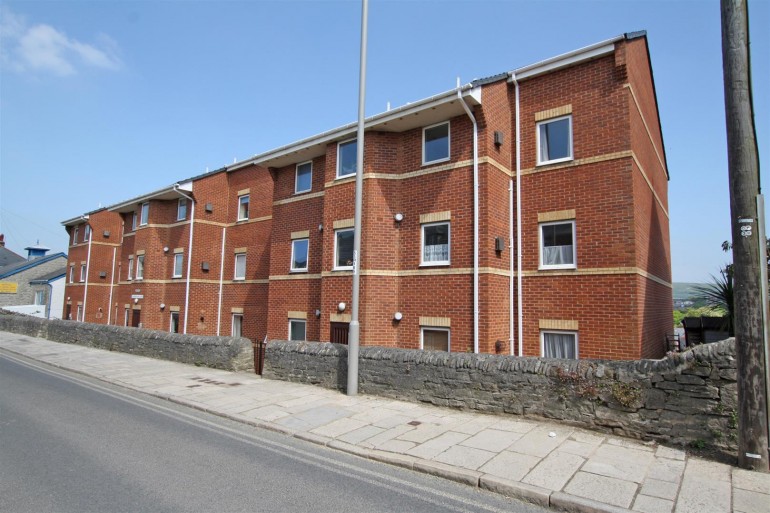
[
  {"xmin": 170, "ymin": 312, "xmax": 180, "ymax": 334},
  {"xmin": 234, "ymin": 253, "xmax": 246, "ymax": 280},
  {"xmin": 177, "ymin": 198, "xmax": 187, "ymax": 221},
  {"xmin": 542, "ymin": 331, "xmax": 578, "ymax": 359},
  {"xmin": 334, "ymin": 229, "xmax": 354, "ymax": 270},
  {"xmin": 540, "ymin": 221, "xmax": 576, "ymax": 269},
  {"xmin": 127, "ymin": 257, "xmax": 134, "ymax": 281},
  {"xmin": 337, "ymin": 139, "xmax": 357, "ymax": 178},
  {"xmin": 238, "ymin": 195, "xmax": 250, "ymax": 221},
  {"xmin": 69, "ymin": 266, "xmax": 74, "ymax": 283},
  {"xmin": 79, "ymin": 264, "xmax": 86, "ymax": 282},
  {"xmin": 423, "ymin": 121, "xmax": 450, "ymax": 164},
  {"xmin": 422, "ymin": 327, "xmax": 450, "ymax": 352},
  {"xmin": 173, "ymin": 252, "xmax": 184, "ymax": 278},
  {"xmin": 34, "ymin": 290, "xmax": 45, "ymax": 305},
  {"xmin": 422, "ymin": 222, "xmax": 450, "ymax": 265},
  {"xmin": 295, "ymin": 161, "xmax": 313, "ymax": 193},
  {"xmin": 140, "ymin": 202, "xmax": 149, "ymax": 226},
  {"xmin": 537, "ymin": 115, "xmax": 572, "ymax": 165},
  {"xmin": 232, "ymin": 314, "xmax": 243, "ymax": 337},
  {"xmin": 136, "ymin": 255, "xmax": 144, "ymax": 280},
  {"xmin": 291, "ymin": 238, "xmax": 309, "ymax": 272},
  {"xmin": 289, "ymin": 319, "xmax": 306, "ymax": 341}
]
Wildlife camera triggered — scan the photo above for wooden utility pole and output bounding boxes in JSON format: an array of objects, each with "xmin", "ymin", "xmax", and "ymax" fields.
[{"xmin": 721, "ymin": 0, "xmax": 769, "ymax": 471}]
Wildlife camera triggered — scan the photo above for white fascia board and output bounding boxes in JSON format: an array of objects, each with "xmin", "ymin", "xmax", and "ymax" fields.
[
  {"xmin": 106, "ymin": 186, "xmax": 179, "ymax": 212},
  {"xmin": 176, "ymin": 180, "xmax": 193, "ymax": 192},
  {"xmin": 227, "ymin": 85, "xmax": 479, "ymax": 171},
  {"xmin": 61, "ymin": 214, "xmax": 89, "ymax": 227},
  {"xmin": 509, "ymin": 36, "xmax": 623, "ymax": 82}
]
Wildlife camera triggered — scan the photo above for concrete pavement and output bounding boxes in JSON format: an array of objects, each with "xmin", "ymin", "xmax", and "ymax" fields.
[{"xmin": 1, "ymin": 331, "xmax": 768, "ymax": 513}]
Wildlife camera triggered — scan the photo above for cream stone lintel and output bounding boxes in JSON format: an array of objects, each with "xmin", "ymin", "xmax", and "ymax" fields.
[
  {"xmin": 420, "ymin": 211, "xmax": 451, "ymax": 224},
  {"xmin": 173, "ymin": 247, "xmax": 184, "ymax": 254},
  {"xmin": 77, "ymin": 301, "xmax": 83, "ymax": 305},
  {"xmin": 330, "ymin": 313, "xmax": 351, "ymax": 323},
  {"xmin": 333, "ymin": 218, "xmax": 355, "ymax": 229},
  {"xmin": 538, "ymin": 209, "xmax": 576, "ymax": 223},
  {"xmin": 136, "ymin": 250, "xmax": 145, "ymax": 256},
  {"xmin": 234, "ymin": 247, "xmax": 247, "ymax": 254},
  {"xmin": 288, "ymin": 310, "xmax": 307, "ymax": 320},
  {"xmin": 132, "ymin": 305, "xmax": 141, "ymax": 310},
  {"xmin": 291, "ymin": 230, "xmax": 310, "ymax": 240},
  {"xmin": 170, "ymin": 306, "xmax": 181, "ymax": 312},
  {"xmin": 521, "ymin": 150, "xmax": 632, "ymax": 176},
  {"xmin": 535, "ymin": 104, "xmax": 572, "ymax": 121},
  {"xmin": 123, "ymin": 304, "xmax": 130, "ymax": 309},
  {"xmin": 419, "ymin": 316, "xmax": 450, "ymax": 328},
  {"xmin": 237, "ymin": 188, "xmax": 250, "ymax": 196},
  {"xmin": 80, "ymin": 260, "xmax": 87, "ymax": 265},
  {"xmin": 274, "ymin": 191, "xmax": 325, "ymax": 206},
  {"xmin": 231, "ymin": 307, "xmax": 244, "ymax": 314},
  {"xmin": 539, "ymin": 319, "xmax": 579, "ymax": 331}
]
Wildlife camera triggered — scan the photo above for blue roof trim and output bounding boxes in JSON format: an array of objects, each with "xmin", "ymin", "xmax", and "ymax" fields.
[{"xmin": 0, "ymin": 252, "xmax": 68, "ymax": 279}]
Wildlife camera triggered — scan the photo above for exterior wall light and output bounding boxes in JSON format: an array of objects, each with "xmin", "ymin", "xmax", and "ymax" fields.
[
  {"xmin": 160, "ymin": 303, "xmax": 166, "ymax": 310},
  {"xmin": 338, "ymin": 302, "xmax": 346, "ymax": 312},
  {"xmin": 394, "ymin": 312, "xmax": 403, "ymax": 321},
  {"xmin": 394, "ymin": 213, "xmax": 404, "ymax": 222},
  {"xmin": 315, "ymin": 309, "xmax": 321, "ymax": 318}
]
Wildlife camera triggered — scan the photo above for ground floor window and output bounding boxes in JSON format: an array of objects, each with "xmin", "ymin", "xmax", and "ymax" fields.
[
  {"xmin": 76, "ymin": 305, "xmax": 83, "ymax": 322},
  {"xmin": 541, "ymin": 330, "xmax": 578, "ymax": 359},
  {"xmin": 289, "ymin": 319, "xmax": 306, "ymax": 341},
  {"xmin": 421, "ymin": 327, "xmax": 450, "ymax": 352},
  {"xmin": 34, "ymin": 290, "xmax": 45, "ymax": 305},
  {"xmin": 170, "ymin": 312, "xmax": 180, "ymax": 334},
  {"xmin": 232, "ymin": 314, "xmax": 243, "ymax": 337}
]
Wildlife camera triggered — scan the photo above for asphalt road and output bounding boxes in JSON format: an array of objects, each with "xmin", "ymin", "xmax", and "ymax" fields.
[{"xmin": 0, "ymin": 352, "xmax": 546, "ymax": 513}]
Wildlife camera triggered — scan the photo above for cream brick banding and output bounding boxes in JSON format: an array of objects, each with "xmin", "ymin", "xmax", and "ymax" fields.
[
  {"xmin": 420, "ymin": 211, "xmax": 451, "ymax": 224},
  {"xmin": 535, "ymin": 104, "xmax": 572, "ymax": 121},
  {"xmin": 274, "ymin": 191, "xmax": 325, "ymax": 206},
  {"xmin": 419, "ymin": 316, "xmax": 450, "ymax": 327},
  {"xmin": 287, "ymin": 311, "xmax": 307, "ymax": 319},
  {"xmin": 539, "ymin": 319, "xmax": 579, "ymax": 330},
  {"xmin": 333, "ymin": 218, "xmax": 355, "ymax": 229},
  {"xmin": 290, "ymin": 230, "xmax": 310, "ymax": 240},
  {"xmin": 538, "ymin": 209, "xmax": 576, "ymax": 223}
]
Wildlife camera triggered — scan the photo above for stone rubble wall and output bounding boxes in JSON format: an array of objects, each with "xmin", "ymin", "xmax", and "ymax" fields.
[
  {"xmin": 0, "ymin": 311, "xmax": 253, "ymax": 372},
  {"xmin": 264, "ymin": 339, "xmax": 738, "ymax": 450}
]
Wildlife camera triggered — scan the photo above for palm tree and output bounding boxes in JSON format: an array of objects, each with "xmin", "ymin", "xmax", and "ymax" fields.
[{"xmin": 693, "ymin": 266, "xmax": 734, "ymax": 336}]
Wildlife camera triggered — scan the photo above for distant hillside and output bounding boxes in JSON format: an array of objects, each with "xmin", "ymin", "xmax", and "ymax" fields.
[{"xmin": 673, "ymin": 282, "xmax": 706, "ymax": 300}]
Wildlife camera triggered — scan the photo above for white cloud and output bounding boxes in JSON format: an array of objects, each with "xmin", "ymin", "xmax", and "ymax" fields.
[{"xmin": 1, "ymin": 6, "xmax": 121, "ymax": 76}]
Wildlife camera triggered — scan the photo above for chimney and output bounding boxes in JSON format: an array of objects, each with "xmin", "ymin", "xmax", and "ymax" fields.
[{"xmin": 0, "ymin": 234, "xmax": 4, "ymax": 247}]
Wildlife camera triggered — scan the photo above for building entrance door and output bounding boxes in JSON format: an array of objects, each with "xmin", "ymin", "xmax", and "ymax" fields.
[
  {"xmin": 330, "ymin": 322, "xmax": 349, "ymax": 345},
  {"xmin": 131, "ymin": 309, "xmax": 141, "ymax": 328}
]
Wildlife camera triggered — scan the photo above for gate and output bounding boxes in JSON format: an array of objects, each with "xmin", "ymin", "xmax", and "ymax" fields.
[{"xmin": 253, "ymin": 337, "xmax": 267, "ymax": 375}]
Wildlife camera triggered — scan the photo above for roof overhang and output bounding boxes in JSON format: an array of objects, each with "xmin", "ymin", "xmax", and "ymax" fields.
[
  {"xmin": 61, "ymin": 214, "xmax": 89, "ymax": 227},
  {"xmin": 107, "ymin": 181, "xmax": 193, "ymax": 213},
  {"xmin": 228, "ymin": 86, "xmax": 482, "ymax": 171},
  {"xmin": 509, "ymin": 35, "xmax": 624, "ymax": 82}
]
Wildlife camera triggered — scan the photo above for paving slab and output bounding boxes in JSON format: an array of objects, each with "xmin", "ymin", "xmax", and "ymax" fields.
[
  {"xmin": 582, "ymin": 444, "xmax": 655, "ymax": 483},
  {"xmin": 406, "ymin": 431, "xmax": 470, "ymax": 460},
  {"xmin": 459, "ymin": 428, "xmax": 522, "ymax": 452},
  {"xmin": 633, "ymin": 494, "xmax": 674, "ymax": 513},
  {"xmin": 433, "ymin": 445, "xmax": 496, "ymax": 470},
  {"xmin": 563, "ymin": 471, "xmax": 639, "ymax": 509},
  {"xmin": 674, "ymin": 459, "xmax": 732, "ymax": 513},
  {"xmin": 508, "ymin": 425, "xmax": 573, "ymax": 458},
  {"xmin": 639, "ymin": 478, "xmax": 679, "ymax": 501},
  {"xmin": 733, "ymin": 488, "xmax": 770, "ymax": 513},
  {"xmin": 522, "ymin": 450, "xmax": 586, "ymax": 491},
  {"xmin": 478, "ymin": 450, "xmax": 542, "ymax": 482}
]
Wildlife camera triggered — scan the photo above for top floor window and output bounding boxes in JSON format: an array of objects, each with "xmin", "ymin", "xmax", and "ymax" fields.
[
  {"xmin": 238, "ymin": 195, "xmax": 250, "ymax": 221},
  {"xmin": 139, "ymin": 202, "xmax": 149, "ymax": 226},
  {"xmin": 295, "ymin": 161, "xmax": 313, "ymax": 194},
  {"xmin": 177, "ymin": 198, "xmax": 187, "ymax": 221},
  {"xmin": 84, "ymin": 225, "xmax": 91, "ymax": 242},
  {"xmin": 537, "ymin": 115, "xmax": 572, "ymax": 165},
  {"xmin": 131, "ymin": 212, "xmax": 138, "ymax": 231},
  {"xmin": 73, "ymin": 226, "xmax": 79, "ymax": 244},
  {"xmin": 423, "ymin": 122, "xmax": 450, "ymax": 165},
  {"xmin": 337, "ymin": 139, "xmax": 357, "ymax": 178}
]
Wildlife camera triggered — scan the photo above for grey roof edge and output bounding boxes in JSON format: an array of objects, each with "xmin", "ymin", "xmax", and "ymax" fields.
[
  {"xmin": 0, "ymin": 252, "xmax": 68, "ymax": 279},
  {"xmin": 29, "ymin": 268, "xmax": 67, "ymax": 284}
]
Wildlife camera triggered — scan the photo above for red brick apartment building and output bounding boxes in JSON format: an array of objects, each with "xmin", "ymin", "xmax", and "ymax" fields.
[{"xmin": 62, "ymin": 32, "xmax": 671, "ymax": 361}]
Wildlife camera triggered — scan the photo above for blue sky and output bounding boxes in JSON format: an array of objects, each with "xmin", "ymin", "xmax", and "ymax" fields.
[{"xmin": 1, "ymin": 0, "xmax": 768, "ymax": 284}]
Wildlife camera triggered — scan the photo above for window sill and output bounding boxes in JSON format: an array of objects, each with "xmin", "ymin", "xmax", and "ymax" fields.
[
  {"xmin": 536, "ymin": 156, "xmax": 573, "ymax": 167},
  {"xmin": 422, "ymin": 157, "xmax": 450, "ymax": 167},
  {"xmin": 294, "ymin": 189, "xmax": 312, "ymax": 195},
  {"xmin": 419, "ymin": 262, "xmax": 451, "ymax": 268},
  {"xmin": 290, "ymin": 269, "xmax": 308, "ymax": 274},
  {"xmin": 236, "ymin": 218, "xmax": 249, "ymax": 223},
  {"xmin": 335, "ymin": 173, "xmax": 356, "ymax": 181},
  {"xmin": 538, "ymin": 266, "xmax": 577, "ymax": 271},
  {"xmin": 332, "ymin": 267, "xmax": 353, "ymax": 272},
  {"xmin": 233, "ymin": 278, "xmax": 246, "ymax": 282}
]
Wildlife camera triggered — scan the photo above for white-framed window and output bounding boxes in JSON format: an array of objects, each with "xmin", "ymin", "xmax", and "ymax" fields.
[
  {"xmin": 234, "ymin": 253, "xmax": 246, "ymax": 280},
  {"xmin": 423, "ymin": 121, "xmax": 450, "ymax": 165},
  {"xmin": 421, "ymin": 222, "xmax": 450, "ymax": 266},
  {"xmin": 421, "ymin": 327, "xmax": 450, "ymax": 352},
  {"xmin": 76, "ymin": 305, "xmax": 83, "ymax": 322},
  {"xmin": 79, "ymin": 264, "xmax": 86, "ymax": 282},
  {"xmin": 177, "ymin": 198, "xmax": 187, "ymax": 221},
  {"xmin": 139, "ymin": 202, "xmax": 149, "ymax": 226},
  {"xmin": 291, "ymin": 239, "xmax": 309, "ymax": 272},
  {"xmin": 124, "ymin": 308, "xmax": 130, "ymax": 327},
  {"xmin": 172, "ymin": 252, "xmax": 184, "ymax": 278},
  {"xmin": 541, "ymin": 330, "xmax": 578, "ymax": 359},
  {"xmin": 232, "ymin": 314, "xmax": 243, "ymax": 337},
  {"xmin": 170, "ymin": 312, "xmax": 180, "ymax": 334},
  {"xmin": 539, "ymin": 220, "xmax": 576, "ymax": 269},
  {"xmin": 288, "ymin": 319, "xmax": 306, "ymax": 341},
  {"xmin": 84, "ymin": 225, "xmax": 91, "ymax": 242},
  {"xmin": 131, "ymin": 212, "xmax": 138, "ymax": 231},
  {"xmin": 34, "ymin": 290, "xmax": 45, "ymax": 305},
  {"xmin": 295, "ymin": 161, "xmax": 313, "ymax": 194},
  {"xmin": 127, "ymin": 256, "xmax": 134, "ymax": 281},
  {"xmin": 135, "ymin": 255, "xmax": 144, "ymax": 280},
  {"xmin": 73, "ymin": 226, "xmax": 79, "ymax": 244},
  {"xmin": 334, "ymin": 229, "xmax": 354, "ymax": 270},
  {"xmin": 69, "ymin": 266, "xmax": 74, "ymax": 283},
  {"xmin": 337, "ymin": 139, "xmax": 357, "ymax": 178},
  {"xmin": 237, "ymin": 195, "xmax": 250, "ymax": 221},
  {"xmin": 537, "ymin": 115, "xmax": 573, "ymax": 165}
]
